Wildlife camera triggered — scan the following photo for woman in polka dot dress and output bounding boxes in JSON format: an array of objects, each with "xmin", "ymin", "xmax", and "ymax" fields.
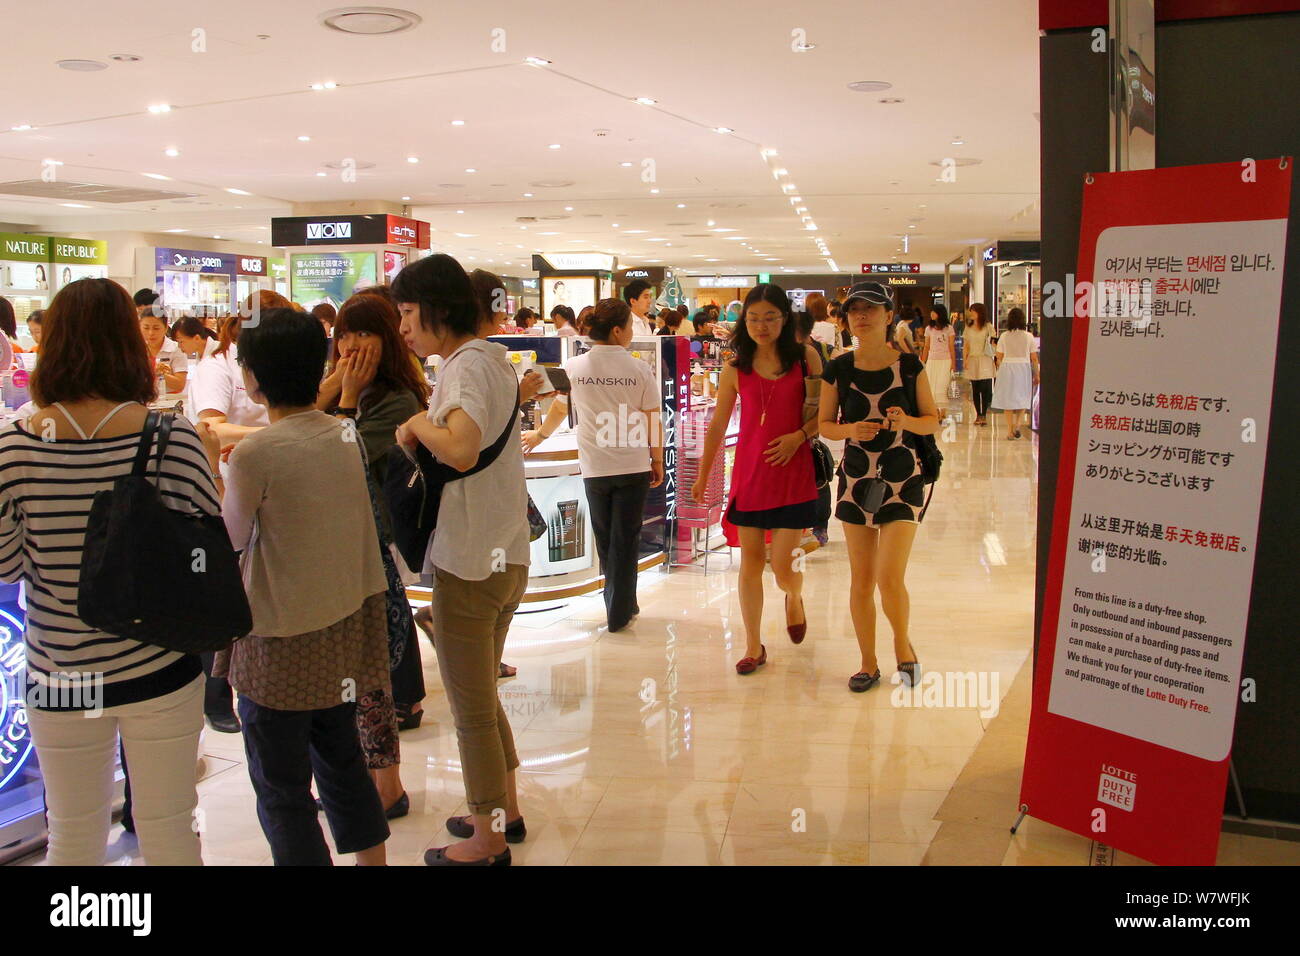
[{"xmin": 819, "ymin": 282, "xmax": 940, "ymax": 694}]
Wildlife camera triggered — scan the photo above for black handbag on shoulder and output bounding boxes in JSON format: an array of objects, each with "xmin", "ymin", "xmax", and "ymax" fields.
[
  {"xmin": 800, "ymin": 355, "xmax": 835, "ymax": 490},
  {"xmin": 383, "ymin": 391, "xmax": 521, "ymax": 570},
  {"xmin": 899, "ymin": 353, "xmax": 943, "ymax": 485},
  {"xmin": 79, "ymin": 412, "xmax": 251, "ymax": 654}
]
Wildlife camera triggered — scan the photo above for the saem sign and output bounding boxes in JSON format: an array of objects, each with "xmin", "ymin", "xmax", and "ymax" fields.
[{"xmin": 307, "ymin": 221, "xmax": 352, "ymax": 240}]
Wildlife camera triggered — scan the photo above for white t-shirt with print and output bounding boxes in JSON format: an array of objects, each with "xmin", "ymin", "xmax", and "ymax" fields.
[
  {"xmin": 562, "ymin": 344, "xmax": 660, "ymax": 479},
  {"xmin": 189, "ymin": 344, "xmax": 270, "ymax": 427}
]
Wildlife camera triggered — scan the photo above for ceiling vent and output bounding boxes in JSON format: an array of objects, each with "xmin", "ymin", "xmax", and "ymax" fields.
[
  {"xmin": 322, "ymin": 160, "xmax": 376, "ymax": 170},
  {"xmin": 0, "ymin": 180, "xmax": 198, "ymax": 203},
  {"xmin": 320, "ymin": 7, "xmax": 422, "ymax": 35},
  {"xmin": 530, "ymin": 180, "xmax": 575, "ymax": 188}
]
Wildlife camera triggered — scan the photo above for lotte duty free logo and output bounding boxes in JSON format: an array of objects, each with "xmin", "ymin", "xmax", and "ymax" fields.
[{"xmin": 1097, "ymin": 762, "xmax": 1137, "ymax": 811}]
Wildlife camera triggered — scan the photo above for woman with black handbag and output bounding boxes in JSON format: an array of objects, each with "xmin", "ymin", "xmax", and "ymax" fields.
[
  {"xmin": 0, "ymin": 278, "xmax": 219, "ymax": 865},
  {"xmin": 819, "ymin": 282, "xmax": 940, "ymax": 694}
]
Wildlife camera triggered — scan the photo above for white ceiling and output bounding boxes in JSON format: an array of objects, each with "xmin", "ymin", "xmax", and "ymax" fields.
[{"xmin": 0, "ymin": 0, "xmax": 1041, "ymax": 275}]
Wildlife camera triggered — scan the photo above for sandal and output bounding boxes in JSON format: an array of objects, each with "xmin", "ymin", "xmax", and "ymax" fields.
[{"xmin": 735, "ymin": 644, "xmax": 767, "ymax": 675}]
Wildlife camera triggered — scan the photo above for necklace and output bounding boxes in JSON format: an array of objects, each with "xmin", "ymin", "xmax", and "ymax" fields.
[{"xmin": 758, "ymin": 375, "xmax": 777, "ymax": 426}]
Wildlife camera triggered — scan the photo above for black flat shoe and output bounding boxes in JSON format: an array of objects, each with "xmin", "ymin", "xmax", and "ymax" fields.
[
  {"xmin": 205, "ymin": 713, "xmax": 241, "ymax": 734},
  {"xmin": 898, "ymin": 644, "xmax": 921, "ymax": 687},
  {"xmin": 395, "ymin": 705, "xmax": 423, "ymax": 731},
  {"xmin": 424, "ymin": 845, "xmax": 511, "ymax": 867},
  {"xmin": 385, "ymin": 792, "xmax": 410, "ymax": 820},
  {"xmin": 445, "ymin": 814, "xmax": 527, "ymax": 843},
  {"xmin": 849, "ymin": 669, "xmax": 881, "ymax": 693}
]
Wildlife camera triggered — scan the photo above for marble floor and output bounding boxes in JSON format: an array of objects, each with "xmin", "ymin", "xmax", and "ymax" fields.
[{"xmin": 21, "ymin": 402, "xmax": 1300, "ymax": 866}]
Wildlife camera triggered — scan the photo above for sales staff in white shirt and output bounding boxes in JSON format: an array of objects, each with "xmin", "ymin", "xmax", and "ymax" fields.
[
  {"xmin": 192, "ymin": 293, "xmax": 282, "ymax": 449},
  {"xmin": 139, "ymin": 312, "xmax": 188, "ymax": 394},
  {"xmin": 523, "ymin": 298, "xmax": 663, "ymax": 632},
  {"xmin": 623, "ymin": 279, "xmax": 655, "ymax": 338}
]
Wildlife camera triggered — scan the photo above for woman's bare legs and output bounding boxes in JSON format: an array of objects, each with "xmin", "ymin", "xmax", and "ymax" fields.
[
  {"xmin": 842, "ymin": 523, "xmax": 880, "ymax": 673},
  {"xmin": 875, "ymin": 521, "xmax": 919, "ymax": 665},
  {"xmin": 768, "ymin": 528, "xmax": 806, "ymax": 632},
  {"xmin": 736, "ymin": 527, "xmax": 768, "ymax": 660}
]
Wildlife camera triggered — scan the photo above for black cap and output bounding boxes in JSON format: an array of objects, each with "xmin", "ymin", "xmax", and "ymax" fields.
[{"xmin": 843, "ymin": 281, "xmax": 893, "ymax": 308}]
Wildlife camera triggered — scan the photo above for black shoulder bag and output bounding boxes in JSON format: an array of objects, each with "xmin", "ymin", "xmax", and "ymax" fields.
[
  {"xmin": 800, "ymin": 355, "xmax": 835, "ymax": 489},
  {"xmin": 383, "ymin": 390, "xmax": 521, "ymax": 570},
  {"xmin": 79, "ymin": 412, "xmax": 252, "ymax": 653}
]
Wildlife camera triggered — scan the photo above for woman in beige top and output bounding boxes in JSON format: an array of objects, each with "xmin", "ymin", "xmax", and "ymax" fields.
[
  {"xmin": 963, "ymin": 303, "xmax": 995, "ymax": 426},
  {"xmin": 203, "ymin": 307, "xmax": 391, "ymax": 866}
]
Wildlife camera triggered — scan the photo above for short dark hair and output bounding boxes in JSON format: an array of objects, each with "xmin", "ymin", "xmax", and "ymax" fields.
[
  {"xmin": 676, "ymin": 303, "xmax": 689, "ymax": 318},
  {"xmin": 391, "ymin": 253, "xmax": 482, "ymax": 339},
  {"xmin": 929, "ymin": 303, "xmax": 950, "ymax": 328},
  {"xmin": 171, "ymin": 315, "xmax": 215, "ymax": 340},
  {"xmin": 311, "ymin": 302, "xmax": 337, "ymax": 325},
  {"xmin": 550, "ymin": 305, "xmax": 575, "ymax": 326},
  {"xmin": 133, "ymin": 288, "xmax": 160, "ymax": 308},
  {"xmin": 32, "ymin": 279, "xmax": 154, "ymax": 406},
  {"xmin": 587, "ymin": 298, "xmax": 631, "ymax": 342},
  {"xmin": 237, "ymin": 308, "xmax": 328, "ymax": 407},
  {"xmin": 623, "ymin": 280, "xmax": 651, "ymax": 304},
  {"xmin": 27, "ymin": 309, "xmax": 44, "ymax": 326},
  {"xmin": 0, "ymin": 296, "xmax": 15, "ymax": 338},
  {"xmin": 469, "ymin": 269, "xmax": 507, "ymax": 324},
  {"xmin": 796, "ymin": 311, "xmax": 815, "ymax": 340},
  {"xmin": 1005, "ymin": 307, "xmax": 1027, "ymax": 331}
]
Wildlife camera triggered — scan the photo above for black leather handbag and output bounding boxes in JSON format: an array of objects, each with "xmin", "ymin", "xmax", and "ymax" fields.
[
  {"xmin": 383, "ymin": 392, "xmax": 521, "ymax": 570},
  {"xmin": 78, "ymin": 412, "xmax": 251, "ymax": 654},
  {"xmin": 811, "ymin": 438, "xmax": 835, "ymax": 489}
]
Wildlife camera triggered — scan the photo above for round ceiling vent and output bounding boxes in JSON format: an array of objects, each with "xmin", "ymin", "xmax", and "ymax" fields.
[
  {"xmin": 848, "ymin": 80, "xmax": 892, "ymax": 93},
  {"xmin": 322, "ymin": 160, "xmax": 377, "ymax": 170},
  {"xmin": 320, "ymin": 7, "xmax": 422, "ymax": 35},
  {"xmin": 538, "ymin": 215, "xmax": 569, "ymax": 221},
  {"xmin": 529, "ymin": 180, "xmax": 575, "ymax": 189},
  {"xmin": 57, "ymin": 59, "xmax": 108, "ymax": 72}
]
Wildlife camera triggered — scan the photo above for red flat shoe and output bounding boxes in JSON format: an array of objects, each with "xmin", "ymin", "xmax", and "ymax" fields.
[
  {"xmin": 786, "ymin": 597, "xmax": 807, "ymax": 645},
  {"xmin": 736, "ymin": 644, "xmax": 767, "ymax": 675}
]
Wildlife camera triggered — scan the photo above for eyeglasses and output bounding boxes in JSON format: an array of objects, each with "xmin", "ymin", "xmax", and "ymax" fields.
[{"xmin": 745, "ymin": 316, "xmax": 783, "ymax": 326}]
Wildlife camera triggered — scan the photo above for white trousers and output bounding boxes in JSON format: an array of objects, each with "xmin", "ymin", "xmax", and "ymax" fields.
[{"xmin": 26, "ymin": 674, "xmax": 204, "ymax": 866}]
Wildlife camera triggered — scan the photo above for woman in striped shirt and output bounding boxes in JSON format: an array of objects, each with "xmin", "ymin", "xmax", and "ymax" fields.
[{"xmin": 0, "ymin": 278, "xmax": 220, "ymax": 866}]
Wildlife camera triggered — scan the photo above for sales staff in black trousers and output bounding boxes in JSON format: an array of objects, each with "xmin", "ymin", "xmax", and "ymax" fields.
[{"xmin": 522, "ymin": 298, "xmax": 664, "ymax": 632}]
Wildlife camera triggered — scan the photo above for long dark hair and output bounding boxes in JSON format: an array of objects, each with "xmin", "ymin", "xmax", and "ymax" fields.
[
  {"xmin": 929, "ymin": 303, "xmax": 950, "ymax": 328},
  {"xmin": 730, "ymin": 284, "xmax": 802, "ymax": 375},
  {"xmin": 333, "ymin": 291, "xmax": 431, "ymax": 412},
  {"xmin": 969, "ymin": 302, "xmax": 989, "ymax": 329}
]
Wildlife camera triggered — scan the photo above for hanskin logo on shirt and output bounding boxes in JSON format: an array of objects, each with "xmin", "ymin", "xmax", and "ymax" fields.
[
  {"xmin": 307, "ymin": 221, "xmax": 352, "ymax": 240},
  {"xmin": 1097, "ymin": 762, "xmax": 1137, "ymax": 811}
]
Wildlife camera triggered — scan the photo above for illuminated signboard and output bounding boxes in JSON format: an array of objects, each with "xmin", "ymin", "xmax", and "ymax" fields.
[
  {"xmin": 0, "ymin": 606, "xmax": 32, "ymax": 792},
  {"xmin": 862, "ymin": 263, "xmax": 921, "ymax": 274}
]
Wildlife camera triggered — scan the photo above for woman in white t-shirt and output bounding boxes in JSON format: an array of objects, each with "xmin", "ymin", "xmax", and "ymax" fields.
[
  {"xmin": 920, "ymin": 304, "xmax": 956, "ymax": 423},
  {"xmin": 522, "ymin": 298, "xmax": 664, "ymax": 632},
  {"xmin": 392, "ymin": 254, "xmax": 529, "ymax": 867},
  {"xmin": 192, "ymin": 297, "xmax": 280, "ymax": 448},
  {"xmin": 139, "ymin": 312, "xmax": 188, "ymax": 394},
  {"xmin": 990, "ymin": 307, "xmax": 1040, "ymax": 440}
]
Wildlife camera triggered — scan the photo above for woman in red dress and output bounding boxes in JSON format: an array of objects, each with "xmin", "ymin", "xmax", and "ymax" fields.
[{"xmin": 692, "ymin": 284, "xmax": 822, "ymax": 674}]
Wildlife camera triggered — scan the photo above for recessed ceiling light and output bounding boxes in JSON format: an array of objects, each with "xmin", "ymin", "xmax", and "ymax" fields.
[
  {"xmin": 465, "ymin": 167, "xmax": 476, "ymax": 173},
  {"xmin": 147, "ymin": 103, "xmax": 171, "ymax": 114},
  {"xmin": 401, "ymin": 195, "xmax": 411, "ymax": 201},
  {"xmin": 456, "ymin": 209, "xmax": 464, "ymax": 214},
  {"xmin": 522, "ymin": 193, "xmax": 533, "ymax": 198},
  {"xmin": 164, "ymin": 228, "xmax": 187, "ymax": 233},
  {"xmin": 406, "ymin": 156, "xmax": 420, "ymax": 164},
  {"xmin": 213, "ymin": 235, "xmax": 222, "ymax": 239},
  {"xmin": 547, "ymin": 143, "xmax": 561, "ymax": 149},
  {"xmin": 320, "ymin": 7, "xmax": 422, "ymax": 35},
  {"xmin": 624, "ymin": 229, "xmax": 648, "ymax": 233},
  {"xmin": 524, "ymin": 56, "xmax": 551, "ymax": 67},
  {"xmin": 649, "ymin": 188, "xmax": 659, "ymax": 194},
  {"xmin": 705, "ymin": 258, "xmax": 721, "ymax": 262},
  {"xmin": 450, "ymin": 119, "xmax": 465, "ymax": 126},
  {"xmin": 60, "ymin": 202, "xmax": 91, "ymax": 208},
  {"xmin": 142, "ymin": 172, "xmax": 170, "ymax": 180},
  {"xmin": 619, "ymin": 161, "xmax": 633, "ymax": 167},
  {"xmin": 713, "ymin": 127, "xmax": 733, "ymax": 134},
  {"xmin": 226, "ymin": 187, "xmax": 252, "ymax": 195},
  {"xmin": 316, "ymin": 171, "xmax": 327, "ymax": 176},
  {"xmin": 563, "ymin": 206, "xmax": 574, "ymax": 211},
  {"xmin": 9, "ymin": 124, "xmax": 33, "ymax": 131},
  {"xmin": 539, "ymin": 231, "xmax": 560, "ymax": 236},
  {"xmin": 848, "ymin": 80, "xmax": 893, "ymax": 93},
  {"xmin": 790, "ymin": 196, "xmax": 802, "ymax": 202},
  {"xmin": 298, "ymin": 135, "xmax": 311, "ymax": 142},
  {"xmin": 675, "ymin": 203, "xmax": 686, "ymax": 209},
  {"xmin": 57, "ymin": 59, "xmax": 107, "ymax": 72},
  {"xmin": 454, "ymin": 233, "xmax": 476, "ymax": 238},
  {"xmin": 162, "ymin": 147, "xmax": 180, "ymax": 157},
  {"xmin": 724, "ymin": 236, "xmax": 749, "ymax": 241},
  {"xmin": 309, "ymin": 81, "xmax": 338, "ymax": 90}
]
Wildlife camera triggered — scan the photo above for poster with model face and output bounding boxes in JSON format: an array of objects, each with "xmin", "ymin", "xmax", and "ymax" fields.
[
  {"xmin": 385, "ymin": 251, "xmax": 406, "ymax": 283},
  {"xmin": 291, "ymin": 252, "xmax": 378, "ymax": 311},
  {"xmin": 55, "ymin": 263, "xmax": 108, "ymax": 289},
  {"xmin": 4, "ymin": 262, "xmax": 48, "ymax": 290},
  {"xmin": 162, "ymin": 270, "xmax": 200, "ymax": 305},
  {"xmin": 544, "ymin": 276, "xmax": 594, "ymax": 317}
]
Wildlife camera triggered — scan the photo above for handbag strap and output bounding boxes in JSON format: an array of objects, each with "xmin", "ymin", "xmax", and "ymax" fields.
[
  {"xmin": 131, "ymin": 411, "xmax": 161, "ymax": 477},
  {"xmin": 153, "ymin": 412, "xmax": 174, "ymax": 480},
  {"xmin": 429, "ymin": 386, "xmax": 522, "ymax": 483}
]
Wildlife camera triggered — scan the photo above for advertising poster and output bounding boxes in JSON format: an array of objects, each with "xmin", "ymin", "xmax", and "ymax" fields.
[
  {"xmin": 52, "ymin": 237, "xmax": 109, "ymax": 290},
  {"xmin": 528, "ymin": 474, "xmax": 593, "ymax": 576},
  {"xmin": 1021, "ymin": 158, "xmax": 1292, "ymax": 865},
  {"xmin": 291, "ymin": 252, "xmax": 377, "ymax": 310},
  {"xmin": 385, "ymin": 251, "xmax": 406, "ymax": 284},
  {"xmin": 544, "ymin": 276, "xmax": 595, "ymax": 317}
]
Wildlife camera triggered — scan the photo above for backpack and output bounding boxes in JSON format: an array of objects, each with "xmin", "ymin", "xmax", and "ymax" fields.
[{"xmin": 79, "ymin": 412, "xmax": 251, "ymax": 654}]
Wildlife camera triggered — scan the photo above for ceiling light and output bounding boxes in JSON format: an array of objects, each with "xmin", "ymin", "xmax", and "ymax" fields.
[
  {"xmin": 760, "ymin": 148, "xmax": 778, "ymax": 157},
  {"xmin": 705, "ymin": 258, "xmax": 721, "ymax": 262},
  {"xmin": 298, "ymin": 135, "xmax": 311, "ymax": 142},
  {"xmin": 848, "ymin": 80, "xmax": 893, "ymax": 93},
  {"xmin": 213, "ymin": 235, "xmax": 222, "ymax": 239},
  {"xmin": 454, "ymin": 233, "xmax": 476, "ymax": 238},
  {"xmin": 774, "ymin": 168, "xmax": 788, "ymax": 177},
  {"xmin": 713, "ymin": 127, "xmax": 733, "ymax": 134},
  {"xmin": 320, "ymin": 7, "xmax": 423, "ymax": 35},
  {"xmin": 522, "ymin": 193, "xmax": 533, "ymax": 198},
  {"xmin": 57, "ymin": 59, "xmax": 107, "ymax": 71},
  {"xmin": 60, "ymin": 202, "xmax": 90, "ymax": 208},
  {"xmin": 564, "ymin": 206, "xmax": 574, "ymax": 211},
  {"xmin": 401, "ymin": 195, "xmax": 411, "ymax": 201},
  {"xmin": 547, "ymin": 143, "xmax": 561, "ymax": 149},
  {"xmin": 649, "ymin": 188, "xmax": 659, "ymax": 194},
  {"xmin": 634, "ymin": 97, "xmax": 657, "ymax": 106},
  {"xmin": 675, "ymin": 203, "xmax": 686, "ymax": 209},
  {"xmin": 951, "ymin": 137, "xmax": 965, "ymax": 145},
  {"xmin": 465, "ymin": 167, "xmax": 476, "ymax": 173},
  {"xmin": 9, "ymin": 124, "xmax": 33, "ymax": 131},
  {"xmin": 310, "ymin": 81, "xmax": 338, "ymax": 90},
  {"xmin": 164, "ymin": 228, "xmax": 187, "ymax": 233},
  {"xmin": 619, "ymin": 161, "xmax": 633, "ymax": 167},
  {"xmin": 450, "ymin": 119, "xmax": 465, "ymax": 126},
  {"xmin": 710, "ymin": 227, "xmax": 736, "ymax": 232},
  {"xmin": 316, "ymin": 171, "xmax": 327, "ymax": 176},
  {"xmin": 795, "ymin": 206, "xmax": 807, "ymax": 214},
  {"xmin": 405, "ymin": 156, "xmax": 420, "ymax": 164},
  {"xmin": 539, "ymin": 231, "xmax": 560, "ymax": 235},
  {"xmin": 624, "ymin": 229, "xmax": 647, "ymax": 233},
  {"xmin": 524, "ymin": 56, "xmax": 552, "ymax": 67},
  {"xmin": 806, "ymin": 224, "xmax": 818, "ymax": 231},
  {"xmin": 724, "ymin": 236, "xmax": 749, "ymax": 241},
  {"xmin": 142, "ymin": 172, "xmax": 170, "ymax": 180},
  {"xmin": 225, "ymin": 187, "xmax": 252, "ymax": 195},
  {"xmin": 456, "ymin": 209, "xmax": 464, "ymax": 213},
  {"xmin": 164, "ymin": 147, "xmax": 180, "ymax": 157},
  {"xmin": 147, "ymin": 103, "xmax": 171, "ymax": 114}
]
